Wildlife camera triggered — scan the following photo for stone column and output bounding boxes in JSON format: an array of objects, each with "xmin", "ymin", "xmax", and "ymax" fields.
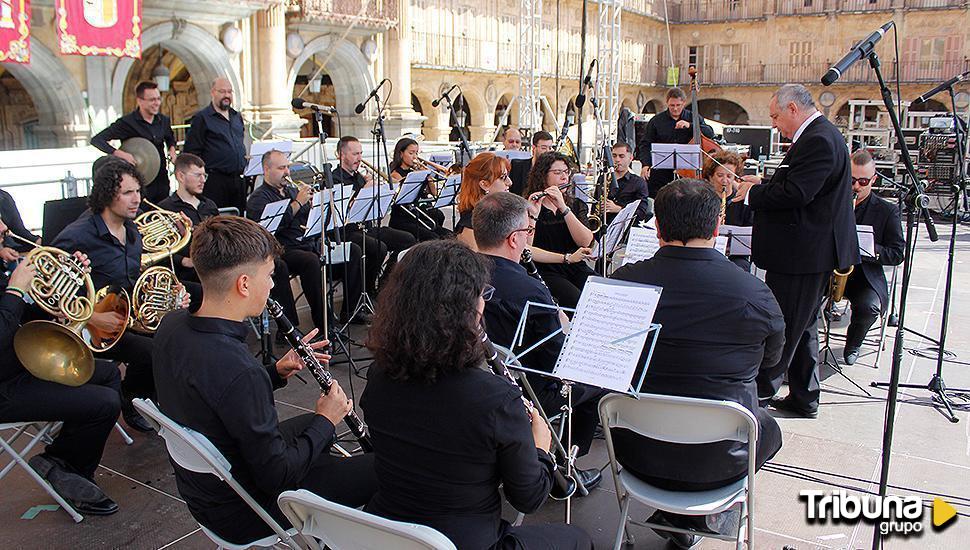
[
  {"xmin": 381, "ymin": 0, "xmax": 425, "ymax": 138},
  {"xmin": 249, "ymin": 3, "xmax": 304, "ymax": 138}
]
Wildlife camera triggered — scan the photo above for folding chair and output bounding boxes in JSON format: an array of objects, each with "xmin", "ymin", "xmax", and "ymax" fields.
[
  {"xmin": 218, "ymin": 207, "xmax": 241, "ymax": 216},
  {"xmin": 599, "ymin": 393, "xmax": 757, "ymax": 550},
  {"xmin": 0, "ymin": 421, "xmax": 83, "ymax": 522},
  {"xmin": 278, "ymin": 489, "xmax": 456, "ymax": 550},
  {"xmin": 132, "ymin": 399, "xmax": 301, "ymax": 550}
]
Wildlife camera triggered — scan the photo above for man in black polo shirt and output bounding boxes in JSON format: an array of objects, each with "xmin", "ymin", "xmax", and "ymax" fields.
[
  {"xmin": 52, "ymin": 160, "xmax": 175, "ymax": 432},
  {"xmin": 246, "ymin": 150, "xmax": 365, "ymax": 329},
  {"xmin": 600, "ymin": 142, "xmax": 650, "ymax": 223},
  {"xmin": 153, "ymin": 216, "xmax": 375, "ymax": 545},
  {"xmin": 474, "ymin": 192, "xmax": 603, "ymax": 493},
  {"xmin": 91, "ymin": 81, "xmax": 176, "ymax": 203},
  {"xmin": 509, "ymin": 131, "xmax": 554, "ymax": 196},
  {"xmin": 0, "ymin": 189, "xmax": 40, "ymax": 266},
  {"xmin": 184, "ymin": 77, "xmax": 247, "ymax": 213}
]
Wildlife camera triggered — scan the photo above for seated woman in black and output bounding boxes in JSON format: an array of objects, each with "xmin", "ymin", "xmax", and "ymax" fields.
[
  {"xmin": 455, "ymin": 152, "xmax": 512, "ymax": 251},
  {"xmin": 703, "ymin": 150, "xmax": 753, "ymax": 271},
  {"xmin": 388, "ymin": 137, "xmax": 451, "ymax": 241},
  {"xmin": 522, "ymin": 152, "xmax": 595, "ymax": 308},
  {"xmin": 361, "ymin": 240, "xmax": 591, "ymax": 550}
]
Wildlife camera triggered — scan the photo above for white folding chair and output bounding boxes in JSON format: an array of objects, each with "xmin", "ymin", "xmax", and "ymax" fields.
[
  {"xmin": 278, "ymin": 489, "xmax": 456, "ymax": 550},
  {"xmin": 132, "ymin": 399, "xmax": 302, "ymax": 550},
  {"xmin": 0, "ymin": 421, "xmax": 83, "ymax": 523},
  {"xmin": 599, "ymin": 393, "xmax": 758, "ymax": 550}
]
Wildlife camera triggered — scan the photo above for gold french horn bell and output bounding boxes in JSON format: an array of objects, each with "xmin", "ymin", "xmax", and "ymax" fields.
[
  {"xmin": 5, "ymin": 233, "xmax": 95, "ymax": 387},
  {"xmin": 119, "ymin": 136, "xmax": 160, "ymax": 183}
]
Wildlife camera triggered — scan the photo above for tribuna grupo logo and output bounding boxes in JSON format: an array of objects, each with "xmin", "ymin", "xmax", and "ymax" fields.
[{"xmin": 800, "ymin": 490, "xmax": 958, "ymax": 537}]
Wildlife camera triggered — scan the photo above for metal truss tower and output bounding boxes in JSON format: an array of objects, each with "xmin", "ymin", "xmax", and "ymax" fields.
[
  {"xmin": 595, "ymin": 0, "xmax": 622, "ymax": 145},
  {"xmin": 518, "ymin": 0, "xmax": 542, "ymax": 134}
]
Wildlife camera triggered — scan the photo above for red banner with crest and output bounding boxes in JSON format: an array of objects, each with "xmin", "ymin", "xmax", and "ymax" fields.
[
  {"xmin": 0, "ymin": 0, "xmax": 30, "ymax": 64},
  {"xmin": 56, "ymin": 0, "xmax": 141, "ymax": 58}
]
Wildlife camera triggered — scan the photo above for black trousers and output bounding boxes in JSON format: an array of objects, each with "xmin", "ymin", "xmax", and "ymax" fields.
[
  {"xmin": 367, "ymin": 225, "xmax": 417, "ymax": 254},
  {"xmin": 0, "ymin": 362, "xmax": 121, "ymax": 479},
  {"xmin": 204, "ymin": 171, "xmax": 246, "ymax": 214},
  {"xmin": 96, "ymin": 331, "xmax": 155, "ymax": 398},
  {"xmin": 758, "ymin": 271, "xmax": 829, "ymax": 410},
  {"xmin": 494, "ymin": 521, "xmax": 592, "ymax": 550},
  {"xmin": 389, "ymin": 206, "xmax": 450, "ymax": 242},
  {"xmin": 215, "ymin": 414, "xmax": 378, "ymax": 545},
  {"xmin": 536, "ymin": 263, "xmax": 595, "ymax": 310},
  {"xmin": 270, "ymin": 257, "xmax": 300, "ymax": 327},
  {"xmin": 844, "ymin": 276, "xmax": 881, "ymax": 350},
  {"xmin": 342, "ymin": 227, "xmax": 387, "ymax": 293},
  {"xmin": 528, "ymin": 375, "xmax": 606, "ymax": 457}
]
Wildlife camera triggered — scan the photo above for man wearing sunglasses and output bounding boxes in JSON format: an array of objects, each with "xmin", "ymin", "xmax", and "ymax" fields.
[
  {"xmin": 841, "ymin": 149, "xmax": 904, "ymax": 365},
  {"xmin": 473, "ymin": 192, "xmax": 606, "ymax": 495}
]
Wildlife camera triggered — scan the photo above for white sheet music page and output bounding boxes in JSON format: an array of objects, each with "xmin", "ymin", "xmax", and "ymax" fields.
[
  {"xmin": 715, "ymin": 235, "xmax": 729, "ymax": 256},
  {"xmin": 622, "ymin": 226, "xmax": 661, "ymax": 265},
  {"xmin": 553, "ymin": 277, "xmax": 662, "ymax": 393},
  {"xmin": 594, "ymin": 199, "xmax": 640, "ymax": 260},
  {"xmin": 721, "ymin": 224, "xmax": 752, "ymax": 256},
  {"xmin": 857, "ymin": 225, "xmax": 876, "ymax": 258}
]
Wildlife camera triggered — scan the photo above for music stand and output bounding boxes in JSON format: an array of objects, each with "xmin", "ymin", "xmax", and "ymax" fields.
[
  {"xmin": 433, "ymin": 174, "xmax": 461, "ymax": 210},
  {"xmin": 592, "ymin": 199, "xmax": 641, "ymax": 274},
  {"xmin": 340, "ymin": 183, "xmax": 395, "ymax": 324},
  {"xmin": 651, "ymin": 143, "xmax": 702, "ymax": 173}
]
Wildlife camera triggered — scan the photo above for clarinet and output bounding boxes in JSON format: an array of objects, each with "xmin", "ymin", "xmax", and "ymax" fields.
[
  {"xmin": 520, "ymin": 248, "xmax": 560, "ymax": 306},
  {"xmin": 266, "ymin": 299, "xmax": 373, "ymax": 453},
  {"xmin": 479, "ymin": 328, "xmax": 577, "ymax": 501}
]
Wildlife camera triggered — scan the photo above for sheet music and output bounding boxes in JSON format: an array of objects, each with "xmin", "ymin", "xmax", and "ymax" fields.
[
  {"xmin": 394, "ymin": 180, "xmax": 426, "ymax": 206},
  {"xmin": 553, "ymin": 277, "xmax": 662, "ymax": 393},
  {"xmin": 573, "ymin": 174, "xmax": 594, "ymax": 204},
  {"xmin": 303, "ymin": 190, "xmax": 329, "ymax": 239},
  {"xmin": 434, "ymin": 175, "xmax": 462, "ymax": 209},
  {"xmin": 594, "ymin": 199, "xmax": 640, "ymax": 260},
  {"xmin": 651, "ymin": 143, "xmax": 702, "ymax": 170},
  {"xmin": 346, "ymin": 184, "xmax": 395, "ymax": 224},
  {"xmin": 326, "ymin": 185, "xmax": 353, "ymax": 231},
  {"xmin": 857, "ymin": 225, "xmax": 876, "ymax": 258},
  {"xmin": 257, "ymin": 199, "xmax": 289, "ymax": 233},
  {"xmin": 715, "ymin": 235, "xmax": 729, "ymax": 256},
  {"xmin": 244, "ymin": 141, "xmax": 292, "ymax": 176},
  {"xmin": 622, "ymin": 226, "xmax": 661, "ymax": 265},
  {"xmin": 721, "ymin": 224, "xmax": 752, "ymax": 256}
]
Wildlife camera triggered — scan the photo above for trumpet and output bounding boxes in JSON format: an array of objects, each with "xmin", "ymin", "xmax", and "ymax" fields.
[
  {"xmin": 479, "ymin": 328, "xmax": 577, "ymax": 500},
  {"xmin": 283, "ymin": 174, "xmax": 322, "ymax": 192},
  {"xmin": 137, "ymin": 199, "xmax": 192, "ymax": 268}
]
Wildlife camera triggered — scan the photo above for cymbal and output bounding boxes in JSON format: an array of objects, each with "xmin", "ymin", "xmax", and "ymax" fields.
[{"xmin": 119, "ymin": 137, "xmax": 160, "ymax": 183}]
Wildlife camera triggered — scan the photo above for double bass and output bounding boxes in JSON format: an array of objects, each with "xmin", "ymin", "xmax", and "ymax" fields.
[{"xmin": 676, "ymin": 65, "xmax": 722, "ymax": 179}]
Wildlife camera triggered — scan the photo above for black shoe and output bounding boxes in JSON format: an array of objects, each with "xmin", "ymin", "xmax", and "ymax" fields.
[
  {"xmin": 73, "ymin": 496, "xmax": 119, "ymax": 516},
  {"xmin": 844, "ymin": 347, "xmax": 860, "ymax": 366},
  {"xmin": 573, "ymin": 467, "xmax": 602, "ymax": 494},
  {"xmin": 769, "ymin": 396, "xmax": 818, "ymax": 419},
  {"xmin": 120, "ymin": 396, "xmax": 154, "ymax": 433},
  {"xmin": 28, "ymin": 455, "xmax": 112, "ymax": 508},
  {"xmin": 645, "ymin": 511, "xmax": 701, "ymax": 549}
]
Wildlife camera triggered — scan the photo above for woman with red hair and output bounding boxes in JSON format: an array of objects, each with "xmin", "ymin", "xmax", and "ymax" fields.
[{"xmin": 454, "ymin": 153, "xmax": 514, "ymax": 250}]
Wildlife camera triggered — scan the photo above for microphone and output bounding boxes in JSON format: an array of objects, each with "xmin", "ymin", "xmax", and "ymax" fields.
[
  {"xmin": 914, "ymin": 70, "xmax": 970, "ymax": 104},
  {"xmin": 291, "ymin": 98, "xmax": 335, "ymax": 113},
  {"xmin": 821, "ymin": 21, "xmax": 893, "ymax": 86},
  {"xmin": 575, "ymin": 59, "xmax": 596, "ymax": 109},
  {"xmin": 432, "ymin": 84, "xmax": 459, "ymax": 108},
  {"xmin": 354, "ymin": 78, "xmax": 389, "ymax": 114}
]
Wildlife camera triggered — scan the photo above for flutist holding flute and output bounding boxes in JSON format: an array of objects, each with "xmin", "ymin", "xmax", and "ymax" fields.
[
  {"xmin": 361, "ymin": 240, "xmax": 592, "ymax": 550},
  {"xmin": 152, "ymin": 216, "xmax": 376, "ymax": 545}
]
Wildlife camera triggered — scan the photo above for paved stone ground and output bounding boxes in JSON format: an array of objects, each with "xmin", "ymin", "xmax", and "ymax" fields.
[{"xmin": 2, "ymin": 218, "xmax": 968, "ymax": 549}]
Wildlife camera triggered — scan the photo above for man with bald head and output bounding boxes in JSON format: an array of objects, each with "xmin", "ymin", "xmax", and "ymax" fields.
[
  {"xmin": 501, "ymin": 127, "xmax": 522, "ymax": 151},
  {"xmin": 184, "ymin": 77, "xmax": 248, "ymax": 212}
]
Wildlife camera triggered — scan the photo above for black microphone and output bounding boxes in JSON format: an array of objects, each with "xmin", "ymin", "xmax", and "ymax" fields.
[
  {"xmin": 354, "ymin": 78, "xmax": 389, "ymax": 114},
  {"xmin": 575, "ymin": 59, "xmax": 596, "ymax": 109},
  {"xmin": 914, "ymin": 70, "xmax": 970, "ymax": 104},
  {"xmin": 821, "ymin": 21, "xmax": 893, "ymax": 86},
  {"xmin": 431, "ymin": 84, "xmax": 459, "ymax": 108},
  {"xmin": 291, "ymin": 98, "xmax": 336, "ymax": 113}
]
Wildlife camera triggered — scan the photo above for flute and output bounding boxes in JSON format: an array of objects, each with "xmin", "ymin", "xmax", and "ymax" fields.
[{"xmin": 266, "ymin": 298, "xmax": 373, "ymax": 453}]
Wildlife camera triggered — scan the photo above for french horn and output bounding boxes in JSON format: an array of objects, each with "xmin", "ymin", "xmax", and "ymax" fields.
[{"xmin": 137, "ymin": 199, "xmax": 192, "ymax": 268}]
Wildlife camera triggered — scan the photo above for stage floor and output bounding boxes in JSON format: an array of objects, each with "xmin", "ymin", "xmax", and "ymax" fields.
[{"xmin": 2, "ymin": 219, "xmax": 969, "ymax": 549}]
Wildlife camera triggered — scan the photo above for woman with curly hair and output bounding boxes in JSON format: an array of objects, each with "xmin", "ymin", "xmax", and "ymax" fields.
[
  {"xmin": 361, "ymin": 240, "xmax": 591, "ymax": 550},
  {"xmin": 521, "ymin": 152, "xmax": 596, "ymax": 308}
]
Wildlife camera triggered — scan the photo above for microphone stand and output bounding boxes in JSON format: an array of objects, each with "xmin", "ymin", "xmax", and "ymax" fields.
[
  {"xmin": 859, "ymin": 48, "xmax": 940, "ymax": 550},
  {"xmin": 439, "ymin": 89, "xmax": 474, "ymax": 167}
]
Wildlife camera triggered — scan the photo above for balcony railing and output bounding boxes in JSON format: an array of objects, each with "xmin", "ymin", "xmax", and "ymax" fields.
[
  {"xmin": 662, "ymin": 59, "xmax": 970, "ymax": 86},
  {"xmin": 669, "ymin": 0, "xmax": 769, "ymax": 21},
  {"xmin": 292, "ymin": 0, "xmax": 398, "ymax": 29}
]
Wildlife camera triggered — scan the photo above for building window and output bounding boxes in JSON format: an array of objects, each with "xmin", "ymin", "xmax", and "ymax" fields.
[{"xmin": 789, "ymin": 40, "xmax": 813, "ymax": 66}]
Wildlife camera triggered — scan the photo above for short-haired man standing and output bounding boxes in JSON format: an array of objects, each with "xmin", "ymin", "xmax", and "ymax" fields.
[
  {"xmin": 611, "ymin": 179, "xmax": 784, "ymax": 548},
  {"xmin": 635, "ymin": 87, "xmax": 715, "ymax": 197},
  {"xmin": 509, "ymin": 130, "xmax": 555, "ymax": 196},
  {"xmin": 841, "ymin": 149, "xmax": 904, "ymax": 364},
  {"xmin": 184, "ymin": 77, "xmax": 248, "ymax": 213},
  {"xmin": 501, "ymin": 127, "xmax": 523, "ymax": 151},
  {"xmin": 91, "ymin": 81, "xmax": 176, "ymax": 203}
]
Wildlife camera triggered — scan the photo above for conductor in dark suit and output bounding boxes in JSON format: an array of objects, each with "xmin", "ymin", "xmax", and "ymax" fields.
[
  {"xmin": 611, "ymin": 179, "xmax": 784, "ymax": 547},
  {"xmin": 734, "ymin": 84, "xmax": 860, "ymax": 418},
  {"xmin": 842, "ymin": 149, "xmax": 904, "ymax": 365}
]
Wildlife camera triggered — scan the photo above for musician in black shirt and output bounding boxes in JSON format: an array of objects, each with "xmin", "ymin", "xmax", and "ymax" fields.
[
  {"xmin": 90, "ymin": 81, "xmax": 176, "ymax": 203},
  {"xmin": 508, "ymin": 131, "xmax": 554, "ymax": 196},
  {"xmin": 388, "ymin": 138, "xmax": 450, "ymax": 241},
  {"xmin": 246, "ymin": 150, "xmax": 365, "ymax": 328},
  {"xmin": 635, "ymin": 87, "xmax": 715, "ymax": 197},
  {"xmin": 522, "ymin": 152, "xmax": 595, "ymax": 308},
  {"xmin": 0, "ymin": 190, "xmax": 39, "ymax": 261},
  {"xmin": 153, "ymin": 216, "xmax": 375, "ymax": 545},
  {"xmin": 599, "ymin": 142, "xmax": 651, "ymax": 223},
  {"xmin": 455, "ymin": 152, "xmax": 512, "ymax": 250},
  {"xmin": 362, "ymin": 239, "xmax": 591, "ymax": 550}
]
